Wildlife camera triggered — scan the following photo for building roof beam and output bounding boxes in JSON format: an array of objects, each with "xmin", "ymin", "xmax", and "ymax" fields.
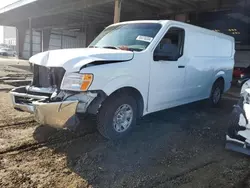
[{"xmin": 0, "ymin": 0, "xmax": 114, "ymax": 25}]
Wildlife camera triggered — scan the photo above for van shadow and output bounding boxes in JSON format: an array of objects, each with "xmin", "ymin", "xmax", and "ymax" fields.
[{"xmin": 33, "ymin": 96, "xmax": 238, "ymax": 187}]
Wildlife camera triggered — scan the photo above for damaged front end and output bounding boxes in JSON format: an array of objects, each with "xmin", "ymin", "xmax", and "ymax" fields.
[
  {"xmin": 226, "ymin": 81, "xmax": 250, "ymax": 155},
  {"xmin": 10, "ymin": 64, "xmax": 99, "ymax": 130}
]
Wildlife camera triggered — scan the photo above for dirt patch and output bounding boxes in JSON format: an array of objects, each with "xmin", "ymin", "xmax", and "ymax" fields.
[
  {"xmin": 1, "ymin": 87, "xmax": 250, "ymax": 188},
  {"xmin": 0, "ymin": 58, "xmax": 31, "ymax": 77},
  {"xmin": 0, "ymin": 92, "xmax": 31, "ymax": 126}
]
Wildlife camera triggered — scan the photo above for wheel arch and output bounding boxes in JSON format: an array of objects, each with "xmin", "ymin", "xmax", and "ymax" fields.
[
  {"xmin": 209, "ymin": 76, "xmax": 225, "ymax": 106},
  {"xmin": 106, "ymin": 87, "xmax": 144, "ymax": 118},
  {"xmin": 213, "ymin": 71, "xmax": 226, "ymax": 91},
  {"xmin": 215, "ymin": 77, "xmax": 225, "ymax": 89}
]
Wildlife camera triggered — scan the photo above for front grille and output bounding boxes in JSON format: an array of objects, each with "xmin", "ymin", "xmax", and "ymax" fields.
[
  {"xmin": 15, "ymin": 96, "xmax": 40, "ymax": 105},
  {"xmin": 32, "ymin": 65, "xmax": 65, "ymax": 88}
]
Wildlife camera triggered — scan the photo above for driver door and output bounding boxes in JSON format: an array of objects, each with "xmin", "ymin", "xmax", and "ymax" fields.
[{"xmin": 148, "ymin": 26, "xmax": 187, "ymax": 112}]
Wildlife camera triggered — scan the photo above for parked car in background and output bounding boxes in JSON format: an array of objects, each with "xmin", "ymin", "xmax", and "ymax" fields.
[
  {"xmin": 9, "ymin": 20, "xmax": 235, "ymax": 140},
  {"xmin": 238, "ymin": 65, "xmax": 250, "ymax": 87},
  {"xmin": 233, "ymin": 67, "xmax": 246, "ymax": 79},
  {"xmin": 0, "ymin": 48, "xmax": 16, "ymax": 57}
]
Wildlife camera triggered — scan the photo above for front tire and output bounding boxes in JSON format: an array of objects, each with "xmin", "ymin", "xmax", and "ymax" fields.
[{"xmin": 97, "ymin": 93, "xmax": 137, "ymax": 140}]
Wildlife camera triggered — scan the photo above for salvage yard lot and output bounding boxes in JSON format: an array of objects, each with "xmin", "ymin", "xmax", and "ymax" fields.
[{"xmin": 0, "ymin": 58, "xmax": 250, "ymax": 188}]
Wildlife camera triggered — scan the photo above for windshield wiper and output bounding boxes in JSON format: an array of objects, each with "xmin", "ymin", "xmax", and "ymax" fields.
[
  {"xmin": 102, "ymin": 46, "xmax": 119, "ymax": 50},
  {"xmin": 127, "ymin": 48, "xmax": 143, "ymax": 52},
  {"xmin": 88, "ymin": 46, "xmax": 98, "ymax": 48},
  {"xmin": 93, "ymin": 45, "xmax": 143, "ymax": 52}
]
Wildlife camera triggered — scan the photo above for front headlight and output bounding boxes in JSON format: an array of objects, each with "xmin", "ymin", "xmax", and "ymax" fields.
[{"xmin": 61, "ymin": 73, "xmax": 93, "ymax": 91}]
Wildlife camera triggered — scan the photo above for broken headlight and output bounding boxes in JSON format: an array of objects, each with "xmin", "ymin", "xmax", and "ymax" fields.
[{"xmin": 61, "ymin": 73, "xmax": 93, "ymax": 91}]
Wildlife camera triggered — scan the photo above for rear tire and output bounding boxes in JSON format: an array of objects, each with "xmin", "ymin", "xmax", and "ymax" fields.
[
  {"xmin": 210, "ymin": 80, "xmax": 224, "ymax": 106},
  {"xmin": 97, "ymin": 93, "xmax": 137, "ymax": 140}
]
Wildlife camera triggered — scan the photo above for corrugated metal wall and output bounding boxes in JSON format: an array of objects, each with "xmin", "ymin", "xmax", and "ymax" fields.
[
  {"xmin": 22, "ymin": 29, "xmax": 86, "ymax": 59},
  {"xmin": 49, "ymin": 32, "xmax": 61, "ymax": 50},
  {"xmin": 235, "ymin": 51, "xmax": 250, "ymax": 67},
  {"xmin": 49, "ymin": 30, "xmax": 86, "ymax": 50},
  {"xmin": 22, "ymin": 30, "xmax": 41, "ymax": 59}
]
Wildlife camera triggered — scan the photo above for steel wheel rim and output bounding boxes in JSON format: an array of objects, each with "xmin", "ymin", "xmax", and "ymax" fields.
[
  {"xmin": 213, "ymin": 87, "xmax": 221, "ymax": 104},
  {"xmin": 113, "ymin": 104, "xmax": 133, "ymax": 133}
]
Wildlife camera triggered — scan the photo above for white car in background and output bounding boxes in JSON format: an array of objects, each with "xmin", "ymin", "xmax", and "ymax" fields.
[{"xmin": 0, "ymin": 48, "xmax": 16, "ymax": 57}]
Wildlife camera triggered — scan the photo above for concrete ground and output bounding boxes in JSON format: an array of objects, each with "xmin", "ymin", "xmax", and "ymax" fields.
[{"xmin": 0, "ymin": 59, "xmax": 250, "ymax": 188}]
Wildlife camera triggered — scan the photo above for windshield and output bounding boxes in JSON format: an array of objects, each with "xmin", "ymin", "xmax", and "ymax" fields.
[{"xmin": 89, "ymin": 23, "xmax": 162, "ymax": 52}]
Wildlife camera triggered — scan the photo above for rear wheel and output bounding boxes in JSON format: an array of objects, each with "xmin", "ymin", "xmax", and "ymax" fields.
[
  {"xmin": 210, "ymin": 79, "xmax": 224, "ymax": 106},
  {"xmin": 97, "ymin": 93, "xmax": 137, "ymax": 140}
]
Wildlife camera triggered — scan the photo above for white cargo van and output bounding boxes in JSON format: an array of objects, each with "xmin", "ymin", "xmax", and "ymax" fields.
[{"xmin": 10, "ymin": 20, "xmax": 235, "ymax": 139}]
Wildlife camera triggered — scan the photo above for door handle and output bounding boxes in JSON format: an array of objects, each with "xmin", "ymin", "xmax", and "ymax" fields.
[{"xmin": 178, "ymin": 65, "xmax": 185, "ymax": 68}]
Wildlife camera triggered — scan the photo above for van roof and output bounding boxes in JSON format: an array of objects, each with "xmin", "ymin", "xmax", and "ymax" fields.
[{"xmin": 109, "ymin": 20, "xmax": 234, "ymax": 41}]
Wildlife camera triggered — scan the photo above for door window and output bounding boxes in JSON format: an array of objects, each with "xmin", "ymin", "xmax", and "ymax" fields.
[{"xmin": 154, "ymin": 27, "xmax": 185, "ymax": 61}]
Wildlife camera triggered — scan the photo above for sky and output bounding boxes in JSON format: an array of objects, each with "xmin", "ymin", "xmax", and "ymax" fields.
[{"xmin": 0, "ymin": 0, "xmax": 19, "ymax": 43}]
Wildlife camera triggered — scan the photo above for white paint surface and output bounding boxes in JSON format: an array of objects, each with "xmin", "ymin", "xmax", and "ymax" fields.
[{"xmin": 29, "ymin": 48, "xmax": 134, "ymax": 72}]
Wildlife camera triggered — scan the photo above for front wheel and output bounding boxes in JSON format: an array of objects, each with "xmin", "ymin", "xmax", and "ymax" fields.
[{"xmin": 97, "ymin": 93, "xmax": 137, "ymax": 140}]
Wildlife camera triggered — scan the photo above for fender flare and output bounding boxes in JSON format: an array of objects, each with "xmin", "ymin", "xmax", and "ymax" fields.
[
  {"xmin": 210, "ymin": 70, "xmax": 226, "ymax": 92},
  {"xmin": 213, "ymin": 70, "xmax": 226, "ymax": 83},
  {"xmin": 102, "ymin": 76, "xmax": 143, "ymax": 96},
  {"xmin": 103, "ymin": 76, "xmax": 146, "ymax": 113}
]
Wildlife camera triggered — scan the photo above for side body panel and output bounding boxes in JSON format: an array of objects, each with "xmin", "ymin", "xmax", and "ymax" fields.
[
  {"xmin": 185, "ymin": 28, "xmax": 235, "ymax": 100},
  {"xmin": 145, "ymin": 21, "xmax": 235, "ymax": 114}
]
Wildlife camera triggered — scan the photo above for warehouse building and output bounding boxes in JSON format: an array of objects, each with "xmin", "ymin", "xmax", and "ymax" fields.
[{"xmin": 0, "ymin": 0, "xmax": 249, "ymax": 66}]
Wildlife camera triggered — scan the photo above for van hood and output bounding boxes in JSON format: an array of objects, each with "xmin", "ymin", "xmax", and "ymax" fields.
[{"xmin": 29, "ymin": 48, "xmax": 134, "ymax": 72}]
